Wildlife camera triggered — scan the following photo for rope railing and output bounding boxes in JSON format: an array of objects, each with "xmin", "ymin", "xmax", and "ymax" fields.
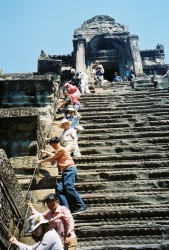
[
  {"xmin": 7, "ymin": 115, "xmax": 55, "ymax": 250},
  {"xmin": 7, "ymin": 193, "xmax": 32, "ymax": 250}
]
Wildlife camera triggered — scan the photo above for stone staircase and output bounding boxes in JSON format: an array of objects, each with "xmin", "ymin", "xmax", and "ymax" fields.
[{"xmin": 20, "ymin": 81, "xmax": 169, "ymax": 249}]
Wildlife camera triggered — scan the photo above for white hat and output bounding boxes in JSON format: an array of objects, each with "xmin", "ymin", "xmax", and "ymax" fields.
[
  {"xmin": 67, "ymin": 106, "xmax": 75, "ymax": 112},
  {"xmin": 71, "ymin": 69, "xmax": 75, "ymax": 73},
  {"xmin": 27, "ymin": 214, "xmax": 49, "ymax": 233},
  {"xmin": 58, "ymin": 118, "xmax": 72, "ymax": 128}
]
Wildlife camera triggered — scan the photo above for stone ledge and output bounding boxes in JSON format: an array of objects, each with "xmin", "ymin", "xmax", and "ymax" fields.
[{"xmin": 0, "ymin": 73, "xmax": 52, "ymax": 81}]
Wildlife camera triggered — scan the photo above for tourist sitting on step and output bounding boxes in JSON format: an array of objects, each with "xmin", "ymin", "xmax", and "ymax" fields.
[
  {"xmin": 63, "ymin": 81, "xmax": 81, "ymax": 99},
  {"xmin": 36, "ymin": 136, "xmax": 87, "ymax": 214},
  {"xmin": 112, "ymin": 72, "xmax": 122, "ymax": 82},
  {"xmin": 10, "ymin": 213, "xmax": 63, "ymax": 250},
  {"xmin": 27, "ymin": 194, "xmax": 77, "ymax": 250},
  {"xmin": 93, "ymin": 60, "xmax": 104, "ymax": 86},
  {"xmin": 70, "ymin": 69, "xmax": 91, "ymax": 94}
]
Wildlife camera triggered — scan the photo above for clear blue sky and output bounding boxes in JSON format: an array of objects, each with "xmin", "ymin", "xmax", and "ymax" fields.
[{"xmin": 0, "ymin": 0, "xmax": 169, "ymax": 74}]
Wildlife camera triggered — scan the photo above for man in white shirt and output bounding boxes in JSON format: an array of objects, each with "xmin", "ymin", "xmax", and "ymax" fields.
[{"xmin": 70, "ymin": 69, "xmax": 91, "ymax": 94}]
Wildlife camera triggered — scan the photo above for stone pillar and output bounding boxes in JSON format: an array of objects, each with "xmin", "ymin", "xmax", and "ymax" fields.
[
  {"xmin": 76, "ymin": 38, "xmax": 86, "ymax": 72},
  {"xmin": 129, "ymin": 35, "xmax": 143, "ymax": 76}
]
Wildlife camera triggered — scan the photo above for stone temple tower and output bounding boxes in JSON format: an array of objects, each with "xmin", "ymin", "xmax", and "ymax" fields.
[
  {"xmin": 39, "ymin": 15, "xmax": 166, "ymax": 84},
  {"xmin": 72, "ymin": 15, "xmax": 143, "ymax": 81}
]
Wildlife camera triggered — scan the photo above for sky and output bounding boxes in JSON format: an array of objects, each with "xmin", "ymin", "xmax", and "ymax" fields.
[{"xmin": 0, "ymin": 0, "xmax": 169, "ymax": 74}]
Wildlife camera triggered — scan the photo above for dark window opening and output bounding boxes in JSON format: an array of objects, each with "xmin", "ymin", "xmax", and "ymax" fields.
[
  {"xmin": 101, "ymin": 61, "xmax": 119, "ymax": 82},
  {"xmin": 104, "ymin": 68, "xmax": 119, "ymax": 82}
]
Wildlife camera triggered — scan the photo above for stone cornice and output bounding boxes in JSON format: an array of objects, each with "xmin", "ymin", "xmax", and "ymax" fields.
[
  {"xmin": 0, "ymin": 108, "xmax": 39, "ymax": 118},
  {"xmin": 0, "ymin": 73, "xmax": 52, "ymax": 82}
]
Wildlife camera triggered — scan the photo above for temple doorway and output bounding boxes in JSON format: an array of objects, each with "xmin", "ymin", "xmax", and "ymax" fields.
[{"xmin": 101, "ymin": 61, "xmax": 119, "ymax": 82}]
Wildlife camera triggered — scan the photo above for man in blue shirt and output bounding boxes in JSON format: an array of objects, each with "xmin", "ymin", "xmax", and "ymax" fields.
[
  {"xmin": 124, "ymin": 66, "xmax": 134, "ymax": 89},
  {"xmin": 112, "ymin": 72, "xmax": 122, "ymax": 82}
]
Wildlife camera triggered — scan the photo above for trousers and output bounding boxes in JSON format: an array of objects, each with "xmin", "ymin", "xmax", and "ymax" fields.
[
  {"xmin": 81, "ymin": 79, "xmax": 91, "ymax": 94},
  {"xmin": 56, "ymin": 166, "xmax": 85, "ymax": 209}
]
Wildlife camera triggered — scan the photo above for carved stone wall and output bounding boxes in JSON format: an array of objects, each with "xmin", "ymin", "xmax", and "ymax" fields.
[
  {"xmin": 0, "ymin": 58, "xmax": 61, "ymax": 248},
  {"xmin": 38, "ymin": 50, "xmax": 62, "ymax": 75},
  {"xmin": 0, "ymin": 108, "xmax": 41, "ymax": 158},
  {"xmin": 140, "ymin": 45, "xmax": 166, "ymax": 77},
  {"xmin": 0, "ymin": 149, "xmax": 25, "ymax": 250}
]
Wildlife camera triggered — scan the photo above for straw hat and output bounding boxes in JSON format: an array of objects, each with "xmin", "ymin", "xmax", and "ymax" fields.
[
  {"xmin": 58, "ymin": 118, "xmax": 72, "ymax": 128},
  {"xmin": 27, "ymin": 214, "xmax": 49, "ymax": 233}
]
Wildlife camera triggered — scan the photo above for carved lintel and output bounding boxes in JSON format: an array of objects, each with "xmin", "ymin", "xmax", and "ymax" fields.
[{"xmin": 0, "ymin": 108, "xmax": 39, "ymax": 119}]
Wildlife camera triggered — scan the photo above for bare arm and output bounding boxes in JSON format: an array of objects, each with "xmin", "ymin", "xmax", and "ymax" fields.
[
  {"xmin": 37, "ymin": 151, "xmax": 56, "ymax": 164},
  {"xmin": 27, "ymin": 201, "xmax": 39, "ymax": 214},
  {"xmin": 9, "ymin": 236, "xmax": 20, "ymax": 247},
  {"xmin": 74, "ymin": 109, "xmax": 82, "ymax": 119},
  {"xmin": 40, "ymin": 149, "xmax": 55, "ymax": 157},
  {"xmin": 37, "ymin": 148, "xmax": 65, "ymax": 164},
  {"xmin": 162, "ymin": 73, "xmax": 167, "ymax": 78},
  {"xmin": 58, "ymin": 99, "xmax": 69, "ymax": 109}
]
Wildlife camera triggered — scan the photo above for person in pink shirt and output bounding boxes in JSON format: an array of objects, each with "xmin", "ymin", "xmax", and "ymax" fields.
[
  {"xmin": 63, "ymin": 82, "xmax": 81, "ymax": 99},
  {"xmin": 28, "ymin": 193, "xmax": 77, "ymax": 250},
  {"xmin": 69, "ymin": 92, "xmax": 80, "ymax": 112}
]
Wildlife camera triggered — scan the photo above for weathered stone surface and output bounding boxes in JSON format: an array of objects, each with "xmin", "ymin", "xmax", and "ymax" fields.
[
  {"xmin": 38, "ymin": 50, "xmax": 62, "ymax": 74},
  {"xmin": 0, "ymin": 149, "xmax": 25, "ymax": 249},
  {"xmin": 74, "ymin": 15, "xmax": 129, "ymax": 41}
]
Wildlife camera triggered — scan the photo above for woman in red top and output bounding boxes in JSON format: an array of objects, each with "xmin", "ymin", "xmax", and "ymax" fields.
[{"xmin": 64, "ymin": 82, "xmax": 81, "ymax": 99}]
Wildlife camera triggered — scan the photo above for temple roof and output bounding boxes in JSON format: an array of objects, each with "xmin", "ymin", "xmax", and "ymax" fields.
[{"xmin": 74, "ymin": 15, "xmax": 130, "ymax": 42}]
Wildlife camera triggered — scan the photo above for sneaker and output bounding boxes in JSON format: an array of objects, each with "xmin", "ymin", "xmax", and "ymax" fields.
[
  {"xmin": 72, "ymin": 206, "xmax": 87, "ymax": 215},
  {"xmin": 55, "ymin": 108, "xmax": 62, "ymax": 115}
]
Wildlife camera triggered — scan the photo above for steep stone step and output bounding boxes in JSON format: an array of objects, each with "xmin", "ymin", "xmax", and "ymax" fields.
[
  {"xmin": 76, "ymin": 244, "xmax": 166, "ymax": 250},
  {"xmin": 76, "ymin": 159, "xmax": 169, "ymax": 171},
  {"xmin": 75, "ymin": 180, "xmax": 169, "ymax": 194},
  {"xmin": 80, "ymin": 145, "xmax": 169, "ymax": 155},
  {"xmin": 80, "ymin": 111, "xmax": 169, "ymax": 121},
  {"xmin": 80, "ymin": 192, "xmax": 169, "ymax": 207},
  {"xmin": 74, "ymin": 153, "xmax": 168, "ymax": 164},
  {"xmin": 24, "ymin": 175, "xmax": 169, "ymax": 193},
  {"xmin": 77, "ymin": 131, "xmax": 169, "ymax": 140},
  {"xmin": 78, "ymin": 137, "xmax": 169, "ymax": 147},
  {"xmin": 80, "ymin": 109, "xmax": 169, "ymax": 118},
  {"xmin": 79, "ymin": 125, "xmax": 169, "ymax": 134},
  {"xmin": 80, "ymin": 105, "xmax": 169, "ymax": 114}
]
